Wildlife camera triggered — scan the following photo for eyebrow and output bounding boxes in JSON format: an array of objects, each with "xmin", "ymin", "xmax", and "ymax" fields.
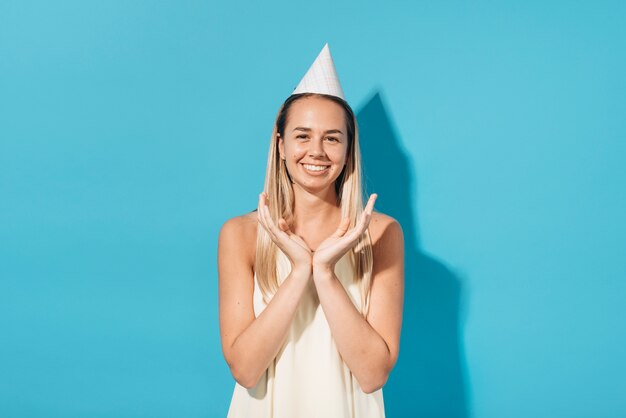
[{"xmin": 292, "ymin": 127, "xmax": 344, "ymax": 135}]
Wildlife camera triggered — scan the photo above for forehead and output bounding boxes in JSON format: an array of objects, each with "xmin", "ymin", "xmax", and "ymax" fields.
[{"xmin": 286, "ymin": 96, "xmax": 346, "ymax": 131}]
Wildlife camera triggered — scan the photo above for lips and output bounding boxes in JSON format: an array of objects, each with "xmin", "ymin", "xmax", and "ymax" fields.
[{"xmin": 301, "ymin": 163, "xmax": 330, "ymax": 174}]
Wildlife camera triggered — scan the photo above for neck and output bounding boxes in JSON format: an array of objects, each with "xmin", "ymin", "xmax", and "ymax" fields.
[{"xmin": 291, "ymin": 185, "xmax": 341, "ymax": 230}]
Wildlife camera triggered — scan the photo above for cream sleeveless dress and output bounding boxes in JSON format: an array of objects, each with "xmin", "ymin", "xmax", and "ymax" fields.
[{"xmin": 226, "ymin": 249, "xmax": 386, "ymax": 418}]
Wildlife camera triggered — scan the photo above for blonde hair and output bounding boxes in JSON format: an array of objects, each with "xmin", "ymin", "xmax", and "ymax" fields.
[{"xmin": 254, "ymin": 93, "xmax": 374, "ymax": 317}]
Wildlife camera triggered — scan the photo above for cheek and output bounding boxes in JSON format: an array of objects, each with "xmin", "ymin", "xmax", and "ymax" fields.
[
  {"xmin": 333, "ymin": 147, "xmax": 349, "ymax": 165},
  {"xmin": 286, "ymin": 144, "xmax": 307, "ymax": 160}
]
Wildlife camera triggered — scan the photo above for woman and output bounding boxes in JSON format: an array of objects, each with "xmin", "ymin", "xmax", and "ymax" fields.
[{"xmin": 218, "ymin": 44, "xmax": 404, "ymax": 418}]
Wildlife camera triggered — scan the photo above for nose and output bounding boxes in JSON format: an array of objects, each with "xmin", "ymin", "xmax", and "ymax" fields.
[{"xmin": 308, "ymin": 138, "xmax": 325, "ymax": 158}]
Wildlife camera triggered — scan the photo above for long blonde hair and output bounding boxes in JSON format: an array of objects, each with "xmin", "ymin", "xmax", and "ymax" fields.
[{"xmin": 254, "ymin": 93, "xmax": 374, "ymax": 317}]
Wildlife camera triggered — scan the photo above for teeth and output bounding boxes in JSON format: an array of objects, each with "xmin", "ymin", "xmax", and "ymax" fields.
[{"xmin": 303, "ymin": 164, "xmax": 329, "ymax": 172}]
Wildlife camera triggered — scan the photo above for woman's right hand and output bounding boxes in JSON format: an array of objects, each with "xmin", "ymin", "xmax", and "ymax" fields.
[{"xmin": 257, "ymin": 192, "xmax": 312, "ymax": 273}]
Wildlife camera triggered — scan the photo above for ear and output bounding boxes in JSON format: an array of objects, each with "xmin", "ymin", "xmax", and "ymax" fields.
[{"xmin": 278, "ymin": 134, "xmax": 285, "ymax": 160}]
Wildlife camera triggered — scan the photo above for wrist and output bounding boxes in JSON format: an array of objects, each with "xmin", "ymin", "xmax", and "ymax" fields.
[
  {"xmin": 312, "ymin": 263, "xmax": 335, "ymax": 280},
  {"xmin": 291, "ymin": 263, "xmax": 312, "ymax": 278}
]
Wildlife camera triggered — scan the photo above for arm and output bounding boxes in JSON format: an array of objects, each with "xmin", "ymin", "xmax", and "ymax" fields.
[
  {"xmin": 218, "ymin": 216, "xmax": 312, "ymax": 389},
  {"xmin": 313, "ymin": 216, "xmax": 405, "ymax": 393}
]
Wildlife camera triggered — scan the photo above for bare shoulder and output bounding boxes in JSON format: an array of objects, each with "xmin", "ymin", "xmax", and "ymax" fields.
[
  {"xmin": 218, "ymin": 211, "xmax": 258, "ymax": 266},
  {"xmin": 368, "ymin": 211, "xmax": 403, "ymax": 246},
  {"xmin": 368, "ymin": 210, "xmax": 404, "ymax": 272},
  {"xmin": 219, "ymin": 211, "xmax": 258, "ymax": 239}
]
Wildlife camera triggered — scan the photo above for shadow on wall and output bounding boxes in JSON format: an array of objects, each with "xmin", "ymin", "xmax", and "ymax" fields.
[{"xmin": 357, "ymin": 91, "xmax": 471, "ymax": 418}]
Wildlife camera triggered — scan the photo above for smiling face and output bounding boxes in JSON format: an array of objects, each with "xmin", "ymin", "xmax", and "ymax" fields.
[{"xmin": 278, "ymin": 95, "xmax": 349, "ymax": 195}]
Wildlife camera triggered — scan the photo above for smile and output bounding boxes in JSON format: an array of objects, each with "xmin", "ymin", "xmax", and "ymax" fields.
[{"xmin": 301, "ymin": 163, "xmax": 330, "ymax": 173}]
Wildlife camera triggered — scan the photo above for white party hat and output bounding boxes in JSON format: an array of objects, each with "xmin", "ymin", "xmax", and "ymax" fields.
[{"xmin": 292, "ymin": 43, "xmax": 345, "ymax": 100}]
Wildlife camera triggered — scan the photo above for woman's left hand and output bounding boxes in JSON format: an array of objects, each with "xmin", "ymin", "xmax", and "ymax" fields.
[{"xmin": 312, "ymin": 194, "xmax": 377, "ymax": 274}]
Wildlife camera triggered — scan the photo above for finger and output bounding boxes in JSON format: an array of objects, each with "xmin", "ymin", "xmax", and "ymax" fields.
[
  {"xmin": 292, "ymin": 233, "xmax": 308, "ymax": 245},
  {"xmin": 257, "ymin": 192, "xmax": 264, "ymax": 215},
  {"xmin": 345, "ymin": 221, "xmax": 367, "ymax": 244},
  {"xmin": 365, "ymin": 193, "xmax": 377, "ymax": 215},
  {"xmin": 357, "ymin": 194, "xmax": 377, "ymax": 228},
  {"xmin": 257, "ymin": 193, "xmax": 271, "ymax": 230},
  {"xmin": 348, "ymin": 203, "xmax": 376, "ymax": 241},
  {"xmin": 257, "ymin": 193, "xmax": 269, "ymax": 230},
  {"xmin": 278, "ymin": 218, "xmax": 291, "ymax": 233},
  {"xmin": 331, "ymin": 217, "xmax": 351, "ymax": 238},
  {"xmin": 258, "ymin": 194, "xmax": 281, "ymax": 240},
  {"xmin": 354, "ymin": 209, "xmax": 370, "ymax": 232},
  {"xmin": 257, "ymin": 195, "xmax": 308, "ymax": 259},
  {"xmin": 261, "ymin": 202, "xmax": 275, "ymax": 232},
  {"xmin": 292, "ymin": 235, "xmax": 312, "ymax": 253},
  {"xmin": 263, "ymin": 203, "xmax": 288, "ymax": 240}
]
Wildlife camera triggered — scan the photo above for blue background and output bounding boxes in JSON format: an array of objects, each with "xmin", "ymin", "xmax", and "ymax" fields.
[{"xmin": 1, "ymin": 1, "xmax": 625, "ymax": 417}]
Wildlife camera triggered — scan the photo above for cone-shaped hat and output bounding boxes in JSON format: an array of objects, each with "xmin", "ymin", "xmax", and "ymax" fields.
[{"xmin": 292, "ymin": 43, "xmax": 345, "ymax": 100}]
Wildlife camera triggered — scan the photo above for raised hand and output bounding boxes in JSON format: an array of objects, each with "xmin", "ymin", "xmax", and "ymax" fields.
[
  {"xmin": 257, "ymin": 192, "xmax": 312, "ymax": 272},
  {"xmin": 312, "ymin": 194, "xmax": 377, "ymax": 273}
]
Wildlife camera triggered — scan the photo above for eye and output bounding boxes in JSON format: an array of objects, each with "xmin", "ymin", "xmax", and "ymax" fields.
[
  {"xmin": 296, "ymin": 134, "xmax": 308, "ymax": 139},
  {"xmin": 326, "ymin": 137, "xmax": 339, "ymax": 142}
]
